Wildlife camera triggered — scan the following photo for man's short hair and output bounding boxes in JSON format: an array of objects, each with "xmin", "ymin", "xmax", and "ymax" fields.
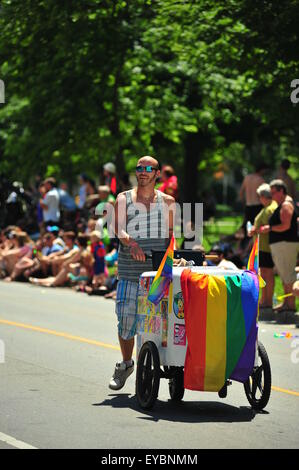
[{"xmin": 270, "ymin": 179, "xmax": 287, "ymax": 194}]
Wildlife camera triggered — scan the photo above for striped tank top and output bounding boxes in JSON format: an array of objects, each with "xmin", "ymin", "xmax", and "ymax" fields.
[{"xmin": 118, "ymin": 190, "xmax": 169, "ymax": 282}]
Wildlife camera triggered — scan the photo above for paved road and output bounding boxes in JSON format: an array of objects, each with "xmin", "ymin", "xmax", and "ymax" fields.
[{"xmin": 0, "ymin": 281, "xmax": 299, "ymax": 449}]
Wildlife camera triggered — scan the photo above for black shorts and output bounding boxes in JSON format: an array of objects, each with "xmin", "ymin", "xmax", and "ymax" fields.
[{"xmin": 259, "ymin": 251, "xmax": 274, "ymax": 269}]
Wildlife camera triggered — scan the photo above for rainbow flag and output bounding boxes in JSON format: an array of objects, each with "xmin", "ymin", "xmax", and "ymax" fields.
[
  {"xmin": 148, "ymin": 235, "xmax": 174, "ymax": 305},
  {"xmin": 247, "ymin": 235, "xmax": 259, "ymax": 274},
  {"xmin": 181, "ymin": 269, "xmax": 259, "ymax": 391}
]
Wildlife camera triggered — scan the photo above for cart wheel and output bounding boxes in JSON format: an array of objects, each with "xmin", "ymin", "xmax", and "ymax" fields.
[
  {"xmin": 136, "ymin": 341, "xmax": 160, "ymax": 410},
  {"xmin": 169, "ymin": 367, "xmax": 185, "ymax": 402},
  {"xmin": 244, "ymin": 341, "xmax": 271, "ymax": 411}
]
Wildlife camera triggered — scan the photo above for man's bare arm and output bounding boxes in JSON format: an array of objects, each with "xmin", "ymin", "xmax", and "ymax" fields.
[
  {"xmin": 160, "ymin": 193, "xmax": 175, "ymax": 241},
  {"xmin": 260, "ymin": 202, "xmax": 294, "ymax": 233},
  {"xmin": 114, "ymin": 193, "xmax": 146, "ymax": 261}
]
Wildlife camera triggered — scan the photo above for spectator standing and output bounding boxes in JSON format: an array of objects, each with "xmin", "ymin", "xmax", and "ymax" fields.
[
  {"xmin": 85, "ymin": 177, "xmax": 96, "ymax": 197},
  {"xmin": 260, "ymin": 179, "xmax": 299, "ymax": 317},
  {"xmin": 77, "ymin": 174, "xmax": 88, "ymax": 209},
  {"xmin": 158, "ymin": 165, "xmax": 179, "ymax": 201},
  {"xmin": 77, "ymin": 174, "xmax": 96, "ymax": 210},
  {"xmin": 239, "ymin": 163, "xmax": 268, "ymax": 226},
  {"xmin": 58, "ymin": 182, "xmax": 77, "ymax": 230},
  {"xmin": 248, "ymin": 183, "xmax": 277, "ymax": 309},
  {"xmin": 276, "ymin": 159, "xmax": 297, "ymax": 201},
  {"xmin": 103, "ymin": 162, "xmax": 117, "ymax": 196},
  {"xmin": 58, "ymin": 183, "xmax": 77, "ymax": 211},
  {"xmin": 40, "ymin": 177, "xmax": 60, "ymax": 227},
  {"xmin": 37, "ymin": 183, "xmax": 46, "ymax": 232}
]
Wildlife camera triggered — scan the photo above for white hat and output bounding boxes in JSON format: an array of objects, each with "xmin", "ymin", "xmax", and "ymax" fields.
[{"xmin": 103, "ymin": 162, "xmax": 116, "ymax": 174}]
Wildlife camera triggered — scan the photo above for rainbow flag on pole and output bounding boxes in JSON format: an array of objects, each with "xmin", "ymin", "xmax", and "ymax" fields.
[
  {"xmin": 247, "ymin": 235, "xmax": 259, "ymax": 275},
  {"xmin": 148, "ymin": 235, "xmax": 174, "ymax": 305},
  {"xmin": 181, "ymin": 269, "xmax": 259, "ymax": 391}
]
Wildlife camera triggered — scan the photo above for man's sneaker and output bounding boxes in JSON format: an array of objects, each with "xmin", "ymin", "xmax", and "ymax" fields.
[{"xmin": 109, "ymin": 361, "xmax": 134, "ymax": 390}]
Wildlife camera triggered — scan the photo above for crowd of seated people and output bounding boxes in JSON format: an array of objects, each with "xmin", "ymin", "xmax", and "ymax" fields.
[{"xmin": 0, "ymin": 221, "xmax": 119, "ymax": 300}]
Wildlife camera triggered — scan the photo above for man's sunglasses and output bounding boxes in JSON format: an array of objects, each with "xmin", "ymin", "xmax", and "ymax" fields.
[{"xmin": 136, "ymin": 165, "xmax": 158, "ymax": 173}]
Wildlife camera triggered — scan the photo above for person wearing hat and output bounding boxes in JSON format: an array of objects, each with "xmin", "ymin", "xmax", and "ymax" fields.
[
  {"xmin": 40, "ymin": 177, "xmax": 60, "ymax": 228},
  {"xmin": 103, "ymin": 162, "xmax": 117, "ymax": 196}
]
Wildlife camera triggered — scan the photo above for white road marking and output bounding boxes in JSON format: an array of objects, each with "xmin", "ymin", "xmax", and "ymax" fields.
[{"xmin": 0, "ymin": 431, "xmax": 37, "ymax": 449}]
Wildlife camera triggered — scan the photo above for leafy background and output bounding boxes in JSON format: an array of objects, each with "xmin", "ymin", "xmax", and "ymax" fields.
[{"xmin": 0, "ymin": 0, "xmax": 298, "ymax": 202}]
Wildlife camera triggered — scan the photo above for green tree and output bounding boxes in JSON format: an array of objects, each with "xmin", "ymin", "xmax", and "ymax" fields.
[{"xmin": 1, "ymin": 0, "xmax": 298, "ymax": 200}]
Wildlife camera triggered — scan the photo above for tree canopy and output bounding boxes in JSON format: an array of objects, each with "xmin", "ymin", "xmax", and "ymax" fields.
[{"xmin": 0, "ymin": 0, "xmax": 298, "ymax": 200}]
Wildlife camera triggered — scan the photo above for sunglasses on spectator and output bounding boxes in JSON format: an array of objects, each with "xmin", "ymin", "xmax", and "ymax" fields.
[{"xmin": 136, "ymin": 165, "xmax": 158, "ymax": 173}]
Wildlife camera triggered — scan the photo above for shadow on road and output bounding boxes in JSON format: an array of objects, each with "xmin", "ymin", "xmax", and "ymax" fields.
[{"xmin": 93, "ymin": 394, "xmax": 263, "ymax": 423}]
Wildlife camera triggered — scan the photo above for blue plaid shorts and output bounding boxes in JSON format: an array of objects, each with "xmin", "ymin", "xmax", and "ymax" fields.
[{"xmin": 116, "ymin": 280, "xmax": 139, "ymax": 340}]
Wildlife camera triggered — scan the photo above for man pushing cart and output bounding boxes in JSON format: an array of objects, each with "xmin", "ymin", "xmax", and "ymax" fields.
[{"xmin": 107, "ymin": 155, "xmax": 271, "ymax": 412}]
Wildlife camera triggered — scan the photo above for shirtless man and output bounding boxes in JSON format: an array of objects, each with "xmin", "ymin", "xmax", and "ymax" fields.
[
  {"xmin": 239, "ymin": 163, "xmax": 268, "ymax": 226},
  {"xmin": 276, "ymin": 159, "xmax": 297, "ymax": 200}
]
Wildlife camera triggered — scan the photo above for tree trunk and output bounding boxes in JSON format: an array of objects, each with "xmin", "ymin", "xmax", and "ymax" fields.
[{"xmin": 183, "ymin": 131, "xmax": 212, "ymax": 225}]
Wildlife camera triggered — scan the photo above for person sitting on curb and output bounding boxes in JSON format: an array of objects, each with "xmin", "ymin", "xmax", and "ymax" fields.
[{"xmin": 29, "ymin": 234, "xmax": 89, "ymax": 287}]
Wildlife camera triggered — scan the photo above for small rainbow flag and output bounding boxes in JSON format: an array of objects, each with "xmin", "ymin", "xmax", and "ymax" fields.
[
  {"xmin": 148, "ymin": 235, "xmax": 174, "ymax": 305},
  {"xmin": 247, "ymin": 235, "xmax": 259, "ymax": 275}
]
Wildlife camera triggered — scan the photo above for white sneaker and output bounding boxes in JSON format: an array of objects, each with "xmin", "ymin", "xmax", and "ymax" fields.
[{"xmin": 109, "ymin": 361, "xmax": 134, "ymax": 390}]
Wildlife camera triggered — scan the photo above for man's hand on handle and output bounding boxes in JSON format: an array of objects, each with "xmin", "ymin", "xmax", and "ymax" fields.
[{"xmin": 128, "ymin": 239, "xmax": 146, "ymax": 262}]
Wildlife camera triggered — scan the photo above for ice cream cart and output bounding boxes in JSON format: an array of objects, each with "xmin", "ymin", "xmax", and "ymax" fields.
[{"xmin": 135, "ymin": 266, "xmax": 271, "ymax": 411}]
